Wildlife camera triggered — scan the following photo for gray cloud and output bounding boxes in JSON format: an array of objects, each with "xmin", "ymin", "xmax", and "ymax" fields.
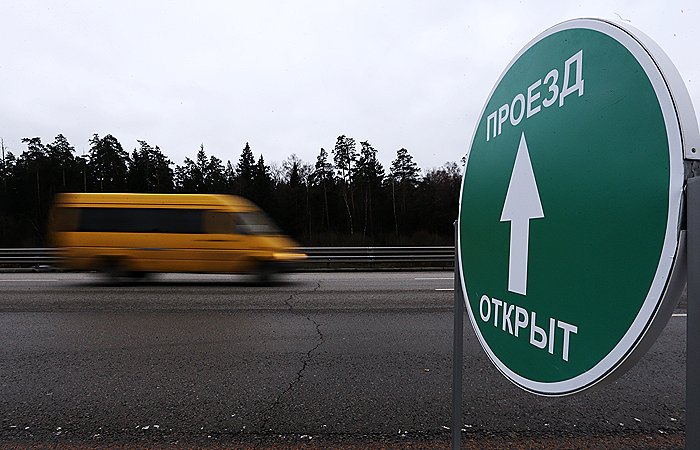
[{"xmin": 1, "ymin": 0, "xmax": 698, "ymax": 171}]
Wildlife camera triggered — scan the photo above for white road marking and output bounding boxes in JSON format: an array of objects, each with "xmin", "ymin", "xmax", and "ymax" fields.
[
  {"xmin": 0, "ymin": 279, "xmax": 59, "ymax": 282},
  {"xmin": 415, "ymin": 277, "xmax": 453, "ymax": 280},
  {"xmin": 435, "ymin": 288, "xmax": 454, "ymax": 291},
  {"xmin": 672, "ymin": 313, "xmax": 687, "ymax": 317}
]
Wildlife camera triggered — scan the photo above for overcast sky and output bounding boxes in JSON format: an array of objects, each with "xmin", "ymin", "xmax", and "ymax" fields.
[{"xmin": 1, "ymin": 1, "xmax": 698, "ymax": 173}]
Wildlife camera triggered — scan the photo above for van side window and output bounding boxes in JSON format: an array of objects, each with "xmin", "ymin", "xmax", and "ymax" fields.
[
  {"xmin": 51, "ymin": 207, "xmax": 80, "ymax": 231},
  {"xmin": 78, "ymin": 208, "xmax": 204, "ymax": 233},
  {"xmin": 204, "ymin": 212, "xmax": 236, "ymax": 234},
  {"xmin": 234, "ymin": 212, "xmax": 280, "ymax": 235}
]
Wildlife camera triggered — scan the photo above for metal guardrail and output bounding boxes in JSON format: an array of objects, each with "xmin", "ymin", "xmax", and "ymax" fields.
[
  {"xmin": 0, "ymin": 248, "xmax": 59, "ymax": 265},
  {"xmin": 0, "ymin": 247, "xmax": 455, "ymax": 267},
  {"xmin": 300, "ymin": 246, "xmax": 454, "ymax": 264}
]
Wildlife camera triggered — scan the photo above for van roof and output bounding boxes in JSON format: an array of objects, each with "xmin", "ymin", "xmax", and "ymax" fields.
[{"xmin": 53, "ymin": 193, "xmax": 259, "ymax": 210}]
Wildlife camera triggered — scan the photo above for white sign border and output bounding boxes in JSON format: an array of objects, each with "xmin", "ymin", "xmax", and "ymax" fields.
[{"xmin": 458, "ymin": 18, "xmax": 688, "ymax": 396}]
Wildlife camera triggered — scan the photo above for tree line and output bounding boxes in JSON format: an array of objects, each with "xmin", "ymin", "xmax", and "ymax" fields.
[{"xmin": 0, "ymin": 134, "xmax": 461, "ymax": 247}]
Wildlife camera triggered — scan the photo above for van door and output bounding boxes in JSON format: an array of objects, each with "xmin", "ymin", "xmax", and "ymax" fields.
[{"xmin": 198, "ymin": 211, "xmax": 248, "ymax": 273}]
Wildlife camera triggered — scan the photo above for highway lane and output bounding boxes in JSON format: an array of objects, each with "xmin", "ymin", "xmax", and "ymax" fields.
[{"xmin": 0, "ymin": 271, "xmax": 687, "ymax": 448}]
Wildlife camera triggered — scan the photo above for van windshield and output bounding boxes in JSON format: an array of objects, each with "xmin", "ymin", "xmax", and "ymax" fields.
[{"xmin": 236, "ymin": 212, "xmax": 280, "ymax": 235}]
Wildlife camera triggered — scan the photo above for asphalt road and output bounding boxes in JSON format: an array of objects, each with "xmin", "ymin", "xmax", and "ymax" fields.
[{"xmin": 0, "ymin": 271, "xmax": 687, "ymax": 448}]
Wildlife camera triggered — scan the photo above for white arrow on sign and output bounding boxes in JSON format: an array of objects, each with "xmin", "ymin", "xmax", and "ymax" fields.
[{"xmin": 500, "ymin": 132, "xmax": 544, "ymax": 295}]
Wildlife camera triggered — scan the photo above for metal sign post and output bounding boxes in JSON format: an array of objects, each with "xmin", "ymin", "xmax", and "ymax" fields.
[
  {"xmin": 452, "ymin": 221, "xmax": 463, "ymax": 450},
  {"xmin": 687, "ymin": 177, "xmax": 700, "ymax": 449}
]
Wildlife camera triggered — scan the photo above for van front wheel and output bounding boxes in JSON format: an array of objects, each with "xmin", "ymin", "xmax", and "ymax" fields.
[{"xmin": 256, "ymin": 261, "xmax": 278, "ymax": 284}]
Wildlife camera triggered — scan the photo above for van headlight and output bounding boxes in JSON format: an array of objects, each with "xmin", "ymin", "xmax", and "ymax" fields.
[{"xmin": 272, "ymin": 252, "xmax": 307, "ymax": 261}]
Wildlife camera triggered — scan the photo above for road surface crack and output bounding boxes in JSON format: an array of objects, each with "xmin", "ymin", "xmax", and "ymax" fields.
[{"xmin": 258, "ymin": 280, "xmax": 324, "ymax": 432}]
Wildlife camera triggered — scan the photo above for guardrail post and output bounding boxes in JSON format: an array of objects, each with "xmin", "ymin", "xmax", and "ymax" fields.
[{"xmin": 452, "ymin": 220, "xmax": 463, "ymax": 450}]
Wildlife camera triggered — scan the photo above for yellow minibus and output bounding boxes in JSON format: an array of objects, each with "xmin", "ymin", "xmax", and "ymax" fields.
[{"xmin": 49, "ymin": 193, "xmax": 306, "ymax": 281}]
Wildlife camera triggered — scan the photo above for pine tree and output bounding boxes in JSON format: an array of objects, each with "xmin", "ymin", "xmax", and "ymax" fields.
[
  {"xmin": 21, "ymin": 137, "xmax": 46, "ymax": 161},
  {"xmin": 206, "ymin": 155, "xmax": 226, "ymax": 192},
  {"xmin": 151, "ymin": 145, "xmax": 174, "ymax": 192},
  {"xmin": 332, "ymin": 135, "xmax": 357, "ymax": 184},
  {"xmin": 88, "ymin": 134, "xmax": 129, "ymax": 192},
  {"xmin": 236, "ymin": 142, "xmax": 255, "ymax": 198},
  {"xmin": 354, "ymin": 141, "xmax": 385, "ymax": 238},
  {"xmin": 175, "ymin": 144, "xmax": 221, "ymax": 193},
  {"xmin": 46, "ymin": 134, "xmax": 75, "ymax": 189},
  {"xmin": 252, "ymin": 154, "xmax": 273, "ymax": 210},
  {"xmin": 175, "ymin": 157, "xmax": 197, "ymax": 192},
  {"xmin": 389, "ymin": 147, "xmax": 420, "ymax": 186},
  {"xmin": 225, "ymin": 160, "xmax": 236, "ymax": 193},
  {"xmin": 194, "ymin": 144, "xmax": 208, "ymax": 190},
  {"xmin": 283, "ymin": 155, "xmax": 302, "ymax": 188},
  {"xmin": 128, "ymin": 140, "xmax": 174, "ymax": 193},
  {"xmin": 311, "ymin": 148, "xmax": 334, "ymax": 230},
  {"xmin": 418, "ymin": 162, "xmax": 461, "ymax": 238},
  {"xmin": 19, "ymin": 137, "xmax": 48, "ymax": 227},
  {"xmin": 0, "ymin": 139, "xmax": 10, "ymax": 194},
  {"xmin": 281, "ymin": 154, "xmax": 307, "ymax": 239},
  {"xmin": 332, "ymin": 135, "xmax": 357, "ymax": 234},
  {"xmin": 388, "ymin": 147, "xmax": 421, "ymax": 239}
]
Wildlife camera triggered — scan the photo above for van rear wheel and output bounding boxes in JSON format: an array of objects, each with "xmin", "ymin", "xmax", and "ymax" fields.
[
  {"xmin": 100, "ymin": 257, "xmax": 128, "ymax": 282},
  {"xmin": 128, "ymin": 271, "xmax": 150, "ymax": 280}
]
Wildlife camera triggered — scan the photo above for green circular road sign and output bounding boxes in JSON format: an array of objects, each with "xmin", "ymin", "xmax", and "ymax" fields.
[{"xmin": 458, "ymin": 19, "xmax": 697, "ymax": 396}]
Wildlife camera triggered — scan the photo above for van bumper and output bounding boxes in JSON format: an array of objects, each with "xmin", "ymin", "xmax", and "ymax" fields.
[{"xmin": 271, "ymin": 252, "xmax": 307, "ymax": 272}]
